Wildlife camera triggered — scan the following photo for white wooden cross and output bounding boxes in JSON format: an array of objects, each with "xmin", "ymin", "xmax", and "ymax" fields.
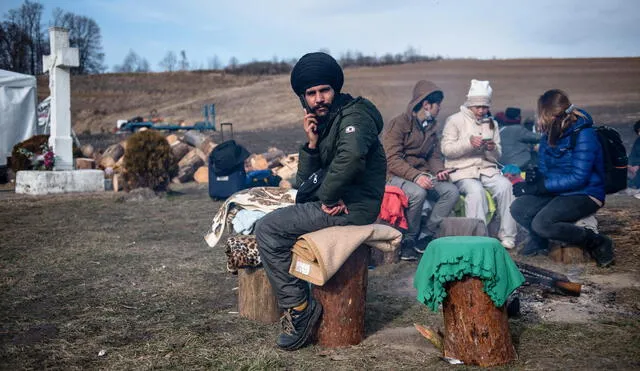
[{"xmin": 43, "ymin": 27, "xmax": 79, "ymax": 171}]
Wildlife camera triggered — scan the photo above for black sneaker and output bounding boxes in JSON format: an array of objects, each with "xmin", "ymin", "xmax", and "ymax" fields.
[
  {"xmin": 400, "ymin": 247, "xmax": 419, "ymax": 261},
  {"xmin": 589, "ymin": 234, "xmax": 615, "ymax": 267},
  {"xmin": 276, "ymin": 299, "xmax": 322, "ymax": 351},
  {"xmin": 414, "ymin": 236, "xmax": 434, "ymax": 254}
]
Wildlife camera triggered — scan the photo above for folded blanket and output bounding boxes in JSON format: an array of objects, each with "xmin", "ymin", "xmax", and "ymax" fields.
[
  {"xmin": 289, "ymin": 224, "xmax": 402, "ymax": 286},
  {"xmin": 225, "ymin": 235, "xmax": 261, "ymax": 273},
  {"xmin": 205, "ymin": 187, "xmax": 297, "ymax": 248}
]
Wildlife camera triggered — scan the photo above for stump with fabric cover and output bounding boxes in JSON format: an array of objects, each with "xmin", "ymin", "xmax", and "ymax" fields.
[
  {"xmin": 414, "ymin": 236, "xmax": 524, "ymax": 367},
  {"xmin": 288, "ymin": 224, "xmax": 402, "ymax": 347}
]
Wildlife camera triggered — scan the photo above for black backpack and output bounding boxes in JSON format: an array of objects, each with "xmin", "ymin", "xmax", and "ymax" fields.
[{"xmin": 571, "ymin": 125, "xmax": 628, "ymax": 194}]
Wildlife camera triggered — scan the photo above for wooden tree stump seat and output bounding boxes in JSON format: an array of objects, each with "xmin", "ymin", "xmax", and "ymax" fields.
[
  {"xmin": 311, "ymin": 245, "xmax": 369, "ymax": 347},
  {"xmin": 549, "ymin": 242, "xmax": 594, "ymax": 264},
  {"xmin": 237, "ymin": 267, "xmax": 281, "ymax": 323},
  {"xmin": 443, "ymin": 276, "xmax": 517, "ymax": 367}
]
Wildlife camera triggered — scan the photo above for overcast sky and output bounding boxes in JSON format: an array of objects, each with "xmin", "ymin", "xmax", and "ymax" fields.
[{"xmin": 2, "ymin": 0, "xmax": 639, "ymax": 72}]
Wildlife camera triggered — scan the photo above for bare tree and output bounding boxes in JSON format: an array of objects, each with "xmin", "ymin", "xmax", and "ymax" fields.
[
  {"xmin": 0, "ymin": 21, "xmax": 32, "ymax": 72},
  {"xmin": 137, "ymin": 58, "xmax": 150, "ymax": 72},
  {"xmin": 113, "ymin": 49, "xmax": 150, "ymax": 73},
  {"xmin": 51, "ymin": 8, "xmax": 106, "ymax": 74},
  {"xmin": 227, "ymin": 56, "xmax": 238, "ymax": 70},
  {"xmin": 179, "ymin": 50, "xmax": 189, "ymax": 70},
  {"xmin": 4, "ymin": 0, "xmax": 44, "ymax": 75},
  {"xmin": 159, "ymin": 51, "xmax": 177, "ymax": 72},
  {"xmin": 207, "ymin": 55, "xmax": 220, "ymax": 70}
]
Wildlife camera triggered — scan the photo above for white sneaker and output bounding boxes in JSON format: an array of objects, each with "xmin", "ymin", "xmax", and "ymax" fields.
[
  {"xmin": 501, "ymin": 237, "xmax": 516, "ymax": 249},
  {"xmin": 635, "ymin": 193, "xmax": 640, "ymax": 199}
]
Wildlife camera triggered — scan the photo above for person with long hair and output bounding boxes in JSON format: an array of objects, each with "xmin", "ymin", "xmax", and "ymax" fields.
[{"xmin": 510, "ymin": 89, "xmax": 614, "ymax": 266}]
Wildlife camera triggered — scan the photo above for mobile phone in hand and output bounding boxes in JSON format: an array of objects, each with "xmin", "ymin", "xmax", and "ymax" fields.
[
  {"xmin": 299, "ymin": 94, "xmax": 318, "ymax": 133},
  {"xmin": 299, "ymin": 94, "xmax": 314, "ymax": 115}
]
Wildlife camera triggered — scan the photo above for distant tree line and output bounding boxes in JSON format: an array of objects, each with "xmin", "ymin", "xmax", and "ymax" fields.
[
  {"xmin": 221, "ymin": 47, "xmax": 442, "ymax": 76},
  {"xmin": 0, "ymin": 0, "xmax": 106, "ymax": 75}
]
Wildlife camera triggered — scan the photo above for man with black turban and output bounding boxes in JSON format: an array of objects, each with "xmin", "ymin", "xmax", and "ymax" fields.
[{"xmin": 255, "ymin": 52, "xmax": 387, "ymax": 350}]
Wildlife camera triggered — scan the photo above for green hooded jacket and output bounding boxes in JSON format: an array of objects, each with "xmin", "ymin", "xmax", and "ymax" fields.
[{"xmin": 296, "ymin": 93, "xmax": 386, "ymax": 225}]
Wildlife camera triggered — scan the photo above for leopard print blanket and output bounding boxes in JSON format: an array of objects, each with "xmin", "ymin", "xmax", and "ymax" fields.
[
  {"xmin": 204, "ymin": 186, "xmax": 297, "ymax": 248},
  {"xmin": 225, "ymin": 235, "xmax": 261, "ymax": 273}
]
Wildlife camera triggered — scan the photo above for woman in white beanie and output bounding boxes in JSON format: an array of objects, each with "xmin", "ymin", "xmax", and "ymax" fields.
[{"xmin": 441, "ymin": 79, "xmax": 518, "ymax": 249}]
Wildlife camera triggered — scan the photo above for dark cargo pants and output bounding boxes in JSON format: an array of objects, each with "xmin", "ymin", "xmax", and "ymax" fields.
[{"xmin": 255, "ymin": 201, "xmax": 349, "ymax": 309}]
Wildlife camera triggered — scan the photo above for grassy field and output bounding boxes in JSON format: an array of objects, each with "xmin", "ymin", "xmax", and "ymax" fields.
[{"xmin": 1, "ymin": 184, "xmax": 638, "ymax": 370}]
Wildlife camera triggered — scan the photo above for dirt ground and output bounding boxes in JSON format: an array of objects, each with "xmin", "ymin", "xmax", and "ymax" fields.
[
  {"xmin": 0, "ymin": 180, "xmax": 639, "ymax": 370},
  {"xmin": 2, "ymin": 59, "xmax": 639, "ymax": 369}
]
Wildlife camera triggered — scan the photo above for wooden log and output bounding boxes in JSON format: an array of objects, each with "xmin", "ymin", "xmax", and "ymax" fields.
[
  {"xmin": 443, "ymin": 276, "xmax": 517, "ymax": 367},
  {"xmin": 274, "ymin": 165, "xmax": 297, "ymax": 182},
  {"xmin": 75, "ymin": 158, "xmax": 95, "ymax": 169},
  {"xmin": 195, "ymin": 148, "xmax": 208, "ymax": 163},
  {"xmin": 174, "ymin": 149, "xmax": 204, "ymax": 183},
  {"xmin": 80, "ymin": 144, "xmax": 94, "ymax": 158},
  {"xmin": 369, "ymin": 247, "xmax": 399, "ymax": 266},
  {"xmin": 193, "ymin": 166, "xmax": 209, "ymax": 183},
  {"xmin": 249, "ymin": 154, "xmax": 269, "ymax": 171},
  {"xmin": 549, "ymin": 242, "xmax": 594, "ymax": 264},
  {"xmin": 263, "ymin": 147, "xmax": 286, "ymax": 168},
  {"xmin": 238, "ymin": 267, "xmax": 281, "ymax": 323},
  {"xmin": 311, "ymin": 245, "xmax": 369, "ymax": 347},
  {"xmin": 99, "ymin": 143, "xmax": 124, "ymax": 169},
  {"xmin": 182, "ymin": 131, "xmax": 208, "ymax": 148},
  {"xmin": 171, "ymin": 141, "xmax": 191, "ymax": 160},
  {"xmin": 165, "ymin": 134, "xmax": 179, "ymax": 146},
  {"xmin": 200, "ymin": 139, "xmax": 217, "ymax": 157},
  {"xmin": 113, "ymin": 173, "xmax": 123, "ymax": 192}
]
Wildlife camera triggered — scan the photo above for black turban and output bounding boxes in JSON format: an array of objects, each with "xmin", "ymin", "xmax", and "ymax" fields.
[{"xmin": 290, "ymin": 52, "xmax": 344, "ymax": 96}]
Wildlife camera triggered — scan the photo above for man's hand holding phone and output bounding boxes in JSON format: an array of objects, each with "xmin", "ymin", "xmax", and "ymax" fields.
[
  {"xmin": 303, "ymin": 109, "xmax": 319, "ymax": 149},
  {"xmin": 436, "ymin": 168, "xmax": 457, "ymax": 181},
  {"xmin": 301, "ymin": 95, "xmax": 319, "ymax": 149}
]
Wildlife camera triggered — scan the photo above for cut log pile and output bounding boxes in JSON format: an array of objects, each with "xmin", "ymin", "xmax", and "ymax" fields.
[{"xmin": 76, "ymin": 132, "xmax": 299, "ymax": 192}]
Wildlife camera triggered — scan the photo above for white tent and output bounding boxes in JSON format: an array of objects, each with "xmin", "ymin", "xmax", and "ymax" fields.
[{"xmin": 0, "ymin": 69, "xmax": 37, "ymax": 167}]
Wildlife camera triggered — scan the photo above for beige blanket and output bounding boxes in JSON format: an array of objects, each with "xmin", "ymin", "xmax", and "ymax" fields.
[{"xmin": 289, "ymin": 224, "xmax": 402, "ymax": 286}]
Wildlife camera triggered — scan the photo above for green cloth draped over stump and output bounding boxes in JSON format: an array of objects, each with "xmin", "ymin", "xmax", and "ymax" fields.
[{"xmin": 414, "ymin": 236, "xmax": 525, "ymax": 311}]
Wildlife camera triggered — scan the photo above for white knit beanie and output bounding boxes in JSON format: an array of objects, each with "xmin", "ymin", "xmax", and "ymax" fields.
[{"xmin": 464, "ymin": 79, "xmax": 492, "ymax": 107}]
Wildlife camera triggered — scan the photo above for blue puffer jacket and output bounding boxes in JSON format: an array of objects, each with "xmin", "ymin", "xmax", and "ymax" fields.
[{"xmin": 538, "ymin": 110, "xmax": 605, "ymax": 202}]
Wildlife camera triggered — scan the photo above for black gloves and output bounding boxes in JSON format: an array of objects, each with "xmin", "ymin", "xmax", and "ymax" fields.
[{"xmin": 513, "ymin": 167, "xmax": 548, "ymax": 197}]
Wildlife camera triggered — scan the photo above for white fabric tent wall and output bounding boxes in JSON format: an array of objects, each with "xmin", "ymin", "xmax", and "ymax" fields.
[{"xmin": 0, "ymin": 69, "xmax": 37, "ymax": 167}]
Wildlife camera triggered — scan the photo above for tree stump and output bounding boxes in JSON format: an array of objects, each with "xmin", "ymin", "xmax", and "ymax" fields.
[
  {"xmin": 369, "ymin": 247, "xmax": 398, "ymax": 266},
  {"xmin": 549, "ymin": 242, "xmax": 594, "ymax": 264},
  {"xmin": 443, "ymin": 276, "xmax": 517, "ymax": 367},
  {"xmin": 311, "ymin": 245, "xmax": 369, "ymax": 347},
  {"xmin": 237, "ymin": 267, "xmax": 281, "ymax": 324}
]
